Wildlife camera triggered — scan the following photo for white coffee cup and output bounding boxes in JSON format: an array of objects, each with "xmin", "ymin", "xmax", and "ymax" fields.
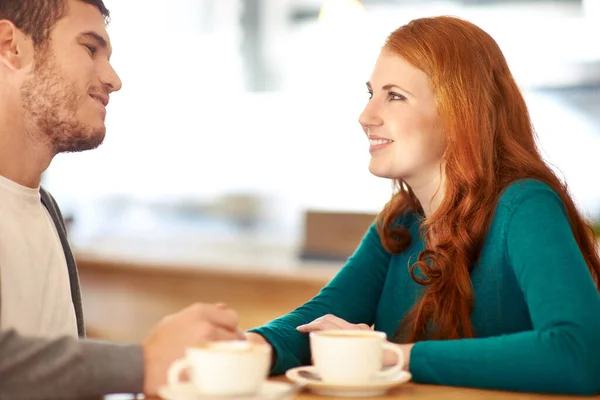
[
  {"xmin": 167, "ymin": 340, "xmax": 272, "ymax": 395},
  {"xmin": 309, "ymin": 330, "xmax": 404, "ymax": 384}
]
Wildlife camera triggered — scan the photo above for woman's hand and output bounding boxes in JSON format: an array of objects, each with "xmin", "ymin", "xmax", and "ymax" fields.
[{"xmin": 296, "ymin": 314, "xmax": 372, "ymax": 333}]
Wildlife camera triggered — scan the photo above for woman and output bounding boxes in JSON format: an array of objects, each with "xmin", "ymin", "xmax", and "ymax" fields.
[{"xmin": 246, "ymin": 16, "xmax": 600, "ymax": 394}]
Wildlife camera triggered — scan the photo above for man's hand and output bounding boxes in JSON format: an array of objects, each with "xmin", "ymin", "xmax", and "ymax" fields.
[{"xmin": 141, "ymin": 303, "xmax": 245, "ymax": 395}]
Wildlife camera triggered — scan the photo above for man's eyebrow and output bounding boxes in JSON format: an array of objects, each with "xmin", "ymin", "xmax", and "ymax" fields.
[
  {"xmin": 77, "ymin": 31, "xmax": 108, "ymax": 48},
  {"xmin": 77, "ymin": 31, "xmax": 112, "ymax": 59}
]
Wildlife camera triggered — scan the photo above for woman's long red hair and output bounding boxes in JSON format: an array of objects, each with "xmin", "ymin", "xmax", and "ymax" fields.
[{"xmin": 377, "ymin": 16, "xmax": 600, "ymax": 342}]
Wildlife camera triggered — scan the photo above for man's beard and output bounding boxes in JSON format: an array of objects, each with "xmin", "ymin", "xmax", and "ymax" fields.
[{"xmin": 20, "ymin": 49, "xmax": 106, "ymax": 154}]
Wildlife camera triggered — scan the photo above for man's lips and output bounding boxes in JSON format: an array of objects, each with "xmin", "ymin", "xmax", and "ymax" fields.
[{"xmin": 90, "ymin": 93, "xmax": 109, "ymax": 107}]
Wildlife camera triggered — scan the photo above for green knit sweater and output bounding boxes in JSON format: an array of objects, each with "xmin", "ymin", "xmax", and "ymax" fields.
[{"xmin": 249, "ymin": 179, "xmax": 600, "ymax": 395}]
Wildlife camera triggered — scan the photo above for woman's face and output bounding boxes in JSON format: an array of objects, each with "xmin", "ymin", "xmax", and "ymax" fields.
[{"xmin": 359, "ymin": 49, "xmax": 445, "ymax": 188}]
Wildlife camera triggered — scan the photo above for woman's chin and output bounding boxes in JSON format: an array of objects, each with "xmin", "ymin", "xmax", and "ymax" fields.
[{"xmin": 368, "ymin": 164, "xmax": 397, "ymax": 180}]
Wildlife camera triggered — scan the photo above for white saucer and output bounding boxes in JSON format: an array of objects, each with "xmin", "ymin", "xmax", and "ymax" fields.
[
  {"xmin": 285, "ymin": 366, "xmax": 412, "ymax": 397},
  {"xmin": 157, "ymin": 381, "xmax": 298, "ymax": 400}
]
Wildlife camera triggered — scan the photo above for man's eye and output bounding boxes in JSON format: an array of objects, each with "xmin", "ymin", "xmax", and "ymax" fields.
[{"xmin": 84, "ymin": 45, "xmax": 97, "ymax": 55}]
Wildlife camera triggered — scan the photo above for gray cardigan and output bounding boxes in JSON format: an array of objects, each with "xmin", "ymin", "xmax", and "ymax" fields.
[{"xmin": 0, "ymin": 188, "xmax": 144, "ymax": 399}]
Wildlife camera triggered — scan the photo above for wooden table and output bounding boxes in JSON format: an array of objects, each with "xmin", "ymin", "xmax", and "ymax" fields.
[{"xmin": 104, "ymin": 378, "xmax": 598, "ymax": 400}]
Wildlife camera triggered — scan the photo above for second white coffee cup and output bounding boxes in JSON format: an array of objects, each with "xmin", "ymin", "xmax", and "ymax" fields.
[{"xmin": 309, "ymin": 330, "xmax": 404, "ymax": 384}]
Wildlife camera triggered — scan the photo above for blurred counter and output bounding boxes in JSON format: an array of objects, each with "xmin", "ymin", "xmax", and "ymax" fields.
[{"xmin": 74, "ymin": 239, "xmax": 343, "ymax": 343}]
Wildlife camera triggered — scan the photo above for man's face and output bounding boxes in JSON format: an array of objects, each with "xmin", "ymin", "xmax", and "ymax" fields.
[{"xmin": 21, "ymin": 0, "xmax": 121, "ymax": 154}]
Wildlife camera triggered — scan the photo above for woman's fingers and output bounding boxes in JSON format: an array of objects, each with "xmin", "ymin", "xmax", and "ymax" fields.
[{"xmin": 296, "ymin": 314, "xmax": 370, "ymax": 332}]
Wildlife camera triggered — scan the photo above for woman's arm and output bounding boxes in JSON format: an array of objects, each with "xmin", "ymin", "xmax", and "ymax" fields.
[
  {"xmin": 408, "ymin": 187, "xmax": 600, "ymax": 395},
  {"xmin": 246, "ymin": 222, "xmax": 393, "ymax": 374}
]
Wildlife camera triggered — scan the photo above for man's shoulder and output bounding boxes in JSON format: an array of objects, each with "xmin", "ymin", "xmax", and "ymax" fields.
[{"xmin": 39, "ymin": 186, "xmax": 57, "ymax": 205}]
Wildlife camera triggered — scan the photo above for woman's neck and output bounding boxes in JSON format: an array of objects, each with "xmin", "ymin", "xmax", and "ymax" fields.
[{"xmin": 406, "ymin": 164, "xmax": 446, "ymax": 218}]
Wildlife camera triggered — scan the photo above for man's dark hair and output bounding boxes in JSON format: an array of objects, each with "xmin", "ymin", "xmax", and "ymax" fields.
[{"xmin": 0, "ymin": 0, "xmax": 109, "ymax": 47}]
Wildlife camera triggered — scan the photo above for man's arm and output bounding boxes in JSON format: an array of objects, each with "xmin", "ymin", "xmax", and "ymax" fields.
[
  {"xmin": 0, "ymin": 303, "xmax": 250, "ymax": 399},
  {"xmin": 0, "ymin": 329, "xmax": 143, "ymax": 400}
]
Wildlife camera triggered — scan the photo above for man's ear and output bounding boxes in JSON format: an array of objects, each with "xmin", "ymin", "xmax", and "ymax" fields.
[{"xmin": 0, "ymin": 20, "xmax": 32, "ymax": 71}]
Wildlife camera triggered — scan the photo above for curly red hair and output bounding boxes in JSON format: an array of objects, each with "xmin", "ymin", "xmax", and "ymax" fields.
[{"xmin": 377, "ymin": 16, "xmax": 600, "ymax": 343}]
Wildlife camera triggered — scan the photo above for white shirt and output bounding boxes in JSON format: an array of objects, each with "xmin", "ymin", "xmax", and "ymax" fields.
[{"xmin": 0, "ymin": 174, "xmax": 78, "ymax": 338}]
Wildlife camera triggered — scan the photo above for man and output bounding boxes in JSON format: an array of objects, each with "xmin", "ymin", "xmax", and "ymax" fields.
[{"xmin": 0, "ymin": 1, "xmax": 243, "ymax": 398}]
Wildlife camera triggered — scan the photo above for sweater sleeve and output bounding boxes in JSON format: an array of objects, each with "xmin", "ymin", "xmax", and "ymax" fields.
[
  {"xmin": 409, "ymin": 186, "xmax": 600, "ymax": 395},
  {"xmin": 0, "ymin": 329, "xmax": 144, "ymax": 399},
  {"xmin": 248, "ymin": 222, "xmax": 392, "ymax": 374}
]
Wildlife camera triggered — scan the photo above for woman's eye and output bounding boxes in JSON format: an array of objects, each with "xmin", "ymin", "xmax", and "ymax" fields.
[{"xmin": 389, "ymin": 92, "xmax": 406, "ymax": 101}]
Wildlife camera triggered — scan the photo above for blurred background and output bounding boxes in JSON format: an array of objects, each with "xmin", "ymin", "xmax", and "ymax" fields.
[{"xmin": 41, "ymin": 0, "xmax": 600, "ymax": 340}]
